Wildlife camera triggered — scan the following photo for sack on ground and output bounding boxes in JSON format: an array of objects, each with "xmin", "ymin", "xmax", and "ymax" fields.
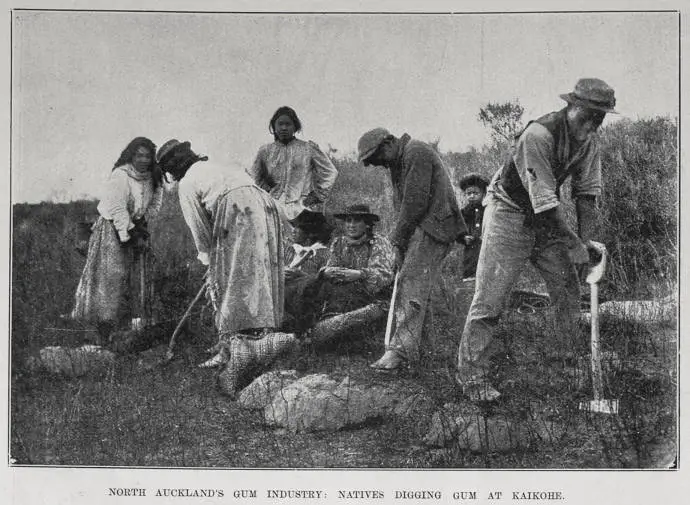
[{"xmin": 217, "ymin": 332, "xmax": 298, "ymax": 397}]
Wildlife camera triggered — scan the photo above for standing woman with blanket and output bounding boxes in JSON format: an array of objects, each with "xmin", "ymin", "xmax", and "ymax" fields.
[
  {"xmin": 248, "ymin": 106, "xmax": 338, "ymax": 223},
  {"xmin": 70, "ymin": 137, "xmax": 163, "ymax": 340},
  {"xmin": 156, "ymin": 139, "xmax": 284, "ymax": 368}
]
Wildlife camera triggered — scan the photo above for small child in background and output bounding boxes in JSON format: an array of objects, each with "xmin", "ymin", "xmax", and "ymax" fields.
[{"xmin": 459, "ymin": 173, "xmax": 490, "ymax": 280}]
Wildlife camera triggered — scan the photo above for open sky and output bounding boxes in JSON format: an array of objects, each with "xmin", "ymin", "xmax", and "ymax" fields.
[{"xmin": 11, "ymin": 9, "xmax": 679, "ymax": 203}]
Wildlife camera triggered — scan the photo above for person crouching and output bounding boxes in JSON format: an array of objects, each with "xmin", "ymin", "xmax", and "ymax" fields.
[{"xmin": 156, "ymin": 139, "xmax": 286, "ymax": 369}]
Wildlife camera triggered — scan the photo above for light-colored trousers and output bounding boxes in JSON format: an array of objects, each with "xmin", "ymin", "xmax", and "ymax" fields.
[
  {"xmin": 456, "ymin": 195, "xmax": 581, "ymax": 381},
  {"xmin": 387, "ymin": 228, "xmax": 450, "ymax": 362}
]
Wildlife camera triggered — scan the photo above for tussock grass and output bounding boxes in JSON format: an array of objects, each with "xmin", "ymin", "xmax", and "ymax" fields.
[{"xmin": 11, "ymin": 117, "xmax": 676, "ymax": 467}]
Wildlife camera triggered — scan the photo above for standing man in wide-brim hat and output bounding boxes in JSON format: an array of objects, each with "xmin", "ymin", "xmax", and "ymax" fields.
[
  {"xmin": 356, "ymin": 129, "xmax": 467, "ymax": 370},
  {"xmin": 456, "ymin": 77, "xmax": 617, "ymax": 402}
]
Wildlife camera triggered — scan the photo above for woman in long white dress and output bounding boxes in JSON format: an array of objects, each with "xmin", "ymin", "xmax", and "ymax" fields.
[{"xmin": 70, "ymin": 137, "xmax": 163, "ymax": 340}]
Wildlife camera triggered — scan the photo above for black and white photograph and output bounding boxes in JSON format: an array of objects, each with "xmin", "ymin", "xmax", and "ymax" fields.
[{"xmin": 4, "ymin": 0, "xmax": 687, "ymax": 503}]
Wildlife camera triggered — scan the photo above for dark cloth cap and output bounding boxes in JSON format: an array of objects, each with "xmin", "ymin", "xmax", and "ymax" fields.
[
  {"xmin": 357, "ymin": 128, "xmax": 391, "ymax": 166},
  {"xmin": 333, "ymin": 204, "xmax": 380, "ymax": 222},
  {"xmin": 459, "ymin": 173, "xmax": 490, "ymax": 191},
  {"xmin": 156, "ymin": 139, "xmax": 192, "ymax": 164}
]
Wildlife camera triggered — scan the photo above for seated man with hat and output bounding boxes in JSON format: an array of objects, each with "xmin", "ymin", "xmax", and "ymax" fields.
[
  {"xmin": 456, "ymin": 77, "xmax": 617, "ymax": 402},
  {"xmin": 319, "ymin": 204, "xmax": 395, "ymax": 319}
]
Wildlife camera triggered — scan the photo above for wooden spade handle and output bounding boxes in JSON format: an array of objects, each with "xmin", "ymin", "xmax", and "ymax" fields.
[
  {"xmin": 384, "ymin": 272, "xmax": 400, "ymax": 348},
  {"xmin": 166, "ymin": 283, "xmax": 207, "ymax": 357}
]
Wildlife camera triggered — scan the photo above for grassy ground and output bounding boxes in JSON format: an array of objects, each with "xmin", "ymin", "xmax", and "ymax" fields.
[{"xmin": 10, "ymin": 201, "xmax": 677, "ymax": 468}]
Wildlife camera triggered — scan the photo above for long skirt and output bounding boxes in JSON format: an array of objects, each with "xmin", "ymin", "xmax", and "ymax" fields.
[
  {"xmin": 70, "ymin": 217, "xmax": 154, "ymax": 326},
  {"xmin": 209, "ymin": 186, "xmax": 284, "ymax": 338}
]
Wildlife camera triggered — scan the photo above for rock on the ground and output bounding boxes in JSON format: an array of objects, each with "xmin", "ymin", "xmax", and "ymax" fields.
[
  {"xmin": 263, "ymin": 374, "xmax": 433, "ymax": 432},
  {"xmin": 238, "ymin": 370, "xmax": 299, "ymax": 410},
  {"xmin": 135, "ymin": 344, "xmax": 169, "ymax": 373},
  {"xmin": 25, "ymin": 345, "xmax": 116, "ymax": 377},
  {"xmin": 423, "ymin": 402, "xmax": 481, "ymax": 447},
  {"xmin": 580, "ymin": 294, "xmax": 676, "ymax": 324}
]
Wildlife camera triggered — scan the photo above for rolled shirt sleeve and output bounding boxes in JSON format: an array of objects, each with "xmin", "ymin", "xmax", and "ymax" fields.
[
  {"xmin": 98, "ymin": 170, "xmax": 134, "ymax": 242},
  {"xmin": 177, "ymin": 179, "xmax": 213, "ymax": 265},
  {"xmin": 308, "ymin": 141, "xmax": 338, "ymax": 202},
  {"xmin": 513, "ymin": 123, "xmax": 560, "ymax": 214}
]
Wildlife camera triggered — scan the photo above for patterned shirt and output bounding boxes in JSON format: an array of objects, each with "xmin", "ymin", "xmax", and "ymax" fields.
[
  {"xmin": 326, "ymin": 233, "xmax": 395, "ymax": 295},
  {"xmin": 247, "ymin": 138, "xmax": 338, "ymax": 220}
]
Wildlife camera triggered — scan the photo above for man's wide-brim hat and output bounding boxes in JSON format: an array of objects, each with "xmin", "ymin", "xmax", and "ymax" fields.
[
  {"xmin": 333, "ymin": 204, "xmax": 380, "ymax": 222},
  {"xmin": 357, "ymin": 128, "xmax": 391, "ymax": 165},
  {"xmin": 459, "ymin": 172, "xmax": 490, "ymax": 191},
  {"xmin": 156, "ymin": 139, "xmax": 191, "ymax": 164},
  {"xmin": 560, "ymin": 78, "xmax": 617, "ymax": 113}
]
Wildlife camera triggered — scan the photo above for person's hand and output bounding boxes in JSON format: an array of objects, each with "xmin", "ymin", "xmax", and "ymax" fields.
[
  {"xmin": 337, "ymin": 268, "xmax": 363, "ymax": 283},
  {"xmin": 320, "ymin": 267, "xmax": 337, "ymax": 281},
  {"xmin": 118, "ymin": 235, "xmax": 132, "ymax": 248},
  {"xmin": 303, "ymin": 193, "xmax": 321, "ymax": 208},
  {"xmin": 131, "ymin": 219, "xmax": 149, "ymax": 239},
  {"xmin": 321, "ymin": 267, "xmax": 362, "ymax": 284},
  {"xmin": 134, "ymin": 227, "xmax": 150, "ymax": 242},
  {"xmin": 284, "ymin": 268, "xmax": 300, "ymax": 282},
  {"xmin": 129, "ymin": 223, "xmax": 149, "ymax": 251},
  {"xmin": 393, "ymin": 246, "xmax": 404, "ymax": 272},
  {"xmin": 586, "ymin": 240, "xmax": 604, "ymax": 264},
  {"xmin": 568, "ymin": 240, "xmax": 590, "ymax": 265}
]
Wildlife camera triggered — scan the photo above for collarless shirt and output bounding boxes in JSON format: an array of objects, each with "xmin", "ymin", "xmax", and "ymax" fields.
[
  {"xmin": 491, "ymin": 119, "xmax": 602, "ymax": 214},
  {"xmin": 248, "ymin": 138, "xmax": 338, "ymax": 220}
]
